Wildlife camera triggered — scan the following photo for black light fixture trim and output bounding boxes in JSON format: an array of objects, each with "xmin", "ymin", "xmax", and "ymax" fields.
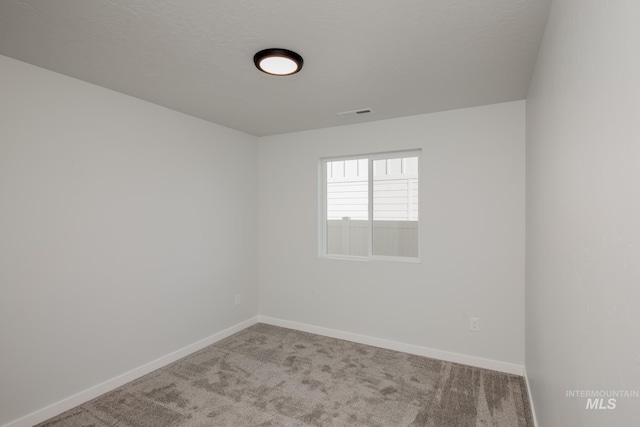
[{"xmin": 254, "ymin": 48, "xmax": 304, "ymax": 76}]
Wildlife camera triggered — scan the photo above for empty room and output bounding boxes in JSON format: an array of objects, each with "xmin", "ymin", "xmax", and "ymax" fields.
[{"xmin": 0, "ymin": 1, "xmax": 638, "ymax": 426}]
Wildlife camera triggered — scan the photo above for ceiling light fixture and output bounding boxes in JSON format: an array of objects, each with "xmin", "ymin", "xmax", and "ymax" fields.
[{"xmin": 254, "ymin": 48, "xmax": 303, "ymax": 76}]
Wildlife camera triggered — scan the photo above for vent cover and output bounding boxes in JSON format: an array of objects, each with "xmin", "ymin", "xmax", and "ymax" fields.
[{"xmin": 337, "ymin": 108, "xmax": 374, "ymax": 119}]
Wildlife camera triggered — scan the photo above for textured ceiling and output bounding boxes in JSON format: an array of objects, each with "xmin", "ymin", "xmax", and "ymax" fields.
[{"xmin": 0, "ymin": 0, "xmax": 551, "ymax": 136}]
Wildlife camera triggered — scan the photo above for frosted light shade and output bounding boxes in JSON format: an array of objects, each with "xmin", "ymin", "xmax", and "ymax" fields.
[{"xmin": 259, "ymin": 56, "xmax": 299, "ymax": 75}]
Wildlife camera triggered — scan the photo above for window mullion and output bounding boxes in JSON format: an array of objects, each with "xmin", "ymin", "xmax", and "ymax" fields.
[
  {"xmin": 320, "ymin": 160, "xmax": 328, "ymax": 256},
  {"xmin": 368, "ymin": 157, "xmax": 374, "ymax": 257}
]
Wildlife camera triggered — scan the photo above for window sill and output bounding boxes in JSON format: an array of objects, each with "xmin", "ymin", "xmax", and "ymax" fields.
[{"xmin": 320, "ymin": 255, "xmax": 421, "ymax": 264}]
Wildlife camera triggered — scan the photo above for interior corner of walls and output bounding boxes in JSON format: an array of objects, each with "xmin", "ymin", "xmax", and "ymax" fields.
[
  {"xmin": 2, "ymin": 317, "xmax": 259, "ymax": 427},
  {"xmin": 523, "ymin": 366, "xmax": 539, "ymax": 427}
]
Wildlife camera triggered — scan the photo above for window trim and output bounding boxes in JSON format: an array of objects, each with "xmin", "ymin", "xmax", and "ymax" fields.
[{"xmin": 319, "ymin": 149, "xmax": 421, "ymax": 263}]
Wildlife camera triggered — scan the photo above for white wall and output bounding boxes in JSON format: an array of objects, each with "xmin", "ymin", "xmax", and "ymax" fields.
[
  {"xmin": 526, "ymin": 0, "xmax": 640, "ymax": 425},
  {"xmin": 0, "ymin": 55, "xmax": 259, "ymax": 426},
  {"xmin": 259, "ymin": 101, "xmax": 525, "ymax": 366}
]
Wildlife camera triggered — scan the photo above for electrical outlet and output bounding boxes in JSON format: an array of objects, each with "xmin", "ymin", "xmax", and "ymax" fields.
[
  {"xmin": 235, "ymin": 294, "xmax": 241, "ymax": 305},
  {"xmin": 470, "ymin": 317, "xmax": 480, "ymax": 332}
]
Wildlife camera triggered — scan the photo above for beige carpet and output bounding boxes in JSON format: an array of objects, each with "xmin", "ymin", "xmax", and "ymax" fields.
[{"xmin": 37, "ymin": 324, "xmax": 533, "ymax": 426}]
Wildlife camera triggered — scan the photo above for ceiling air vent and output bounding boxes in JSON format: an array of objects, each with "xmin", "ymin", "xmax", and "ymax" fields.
[{"xmin": 337, "ymin": 108, "xmax": 374, "ymax": 119}]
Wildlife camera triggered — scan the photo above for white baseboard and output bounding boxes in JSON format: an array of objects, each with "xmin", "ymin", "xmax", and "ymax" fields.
[
  {"xmin": 523, "ymin": 366, "xmax": 539, "ymax": 427},
  {"xmin": 258, "ymin": 315, "xmax": 524, "ymax": 376},
  {"xmin": 3, "ymin": 317, "xmax": 259, "ymax": 427},
  {"xmin": 5, "ymin": 315, "xmax": 526, "ymax": 427}
]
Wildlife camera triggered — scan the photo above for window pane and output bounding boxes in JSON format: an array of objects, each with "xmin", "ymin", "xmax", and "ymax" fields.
[
  {"xmin": 372, "ymin": 156, "xmax": 418, "ymax": 257},
  {"xmin": 323, "ymin": 151, "xmax": 419, "ymax": 260},
  {"xmin": 344, "ymin": 159, "xmax": 359, "ymax": 178},
  {"xmin": 388, "ymin": 158, "xmax": 402, "ymax": 175},
  {"xmin": 326, "ymin": 159, "xmax": 369, "ymax": 256}
]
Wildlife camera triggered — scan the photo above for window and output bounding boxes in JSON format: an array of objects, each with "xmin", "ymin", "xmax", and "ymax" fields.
[{"xmin": 320, "ymin": 150, "xmax": 420, "ymax": 261}]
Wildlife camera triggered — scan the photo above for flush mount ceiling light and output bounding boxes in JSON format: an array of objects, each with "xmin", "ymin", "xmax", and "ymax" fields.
[{"xmin": 254, "ymin": 48, "xmax": 303, "ymax": 76}]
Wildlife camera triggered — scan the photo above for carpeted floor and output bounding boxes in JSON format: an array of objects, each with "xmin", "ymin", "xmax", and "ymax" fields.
[{"xmin": 37, "ymin": 323, "xmax": 533, "ymax": 426}]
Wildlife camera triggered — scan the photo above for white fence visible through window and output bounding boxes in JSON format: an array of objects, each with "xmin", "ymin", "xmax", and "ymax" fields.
[{"xmin": 326, "ymin": 219, "xmax": 418, "ymax": 257}]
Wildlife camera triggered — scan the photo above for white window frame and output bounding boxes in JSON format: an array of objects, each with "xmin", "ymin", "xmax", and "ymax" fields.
[{"xmin": 319, "ymin": 149, "xmax": 421, "ymax": 263}]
